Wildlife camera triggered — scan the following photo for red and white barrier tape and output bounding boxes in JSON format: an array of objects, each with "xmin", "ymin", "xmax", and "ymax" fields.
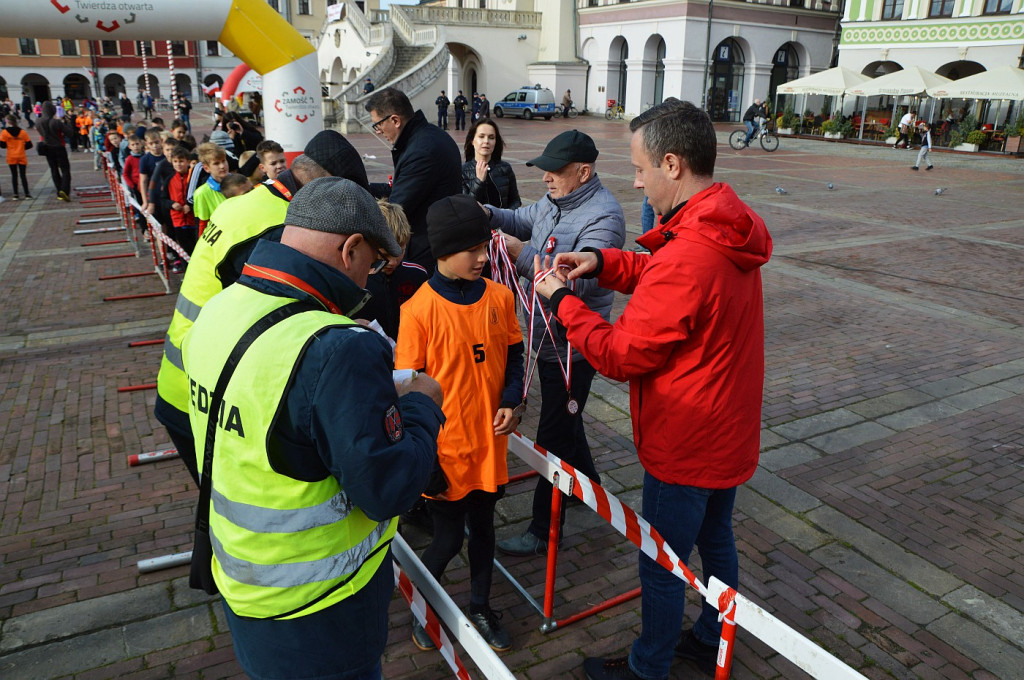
[{"xmin": 393, "ymin": 564, "xmax": 471, "ymax": 680}]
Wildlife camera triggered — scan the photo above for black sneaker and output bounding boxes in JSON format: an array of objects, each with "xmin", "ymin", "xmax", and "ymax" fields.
[
  {"xmin": 926, "ymin": 165, "xmax": 933, "ymax": 171},
  {"xmin": 910, "ymin": 166, "xmax": 919, "ymax": 171},
  {"xmin": 582, "ymin": 657, "xmax": 642, "ymax": 680},
  {"xmin": 675, "ymin": 629, "xmax": 717, "ymax": 677},
  {"xmin": 411, "ymin": 620, "xmax": 436, "ymax": 651},
  {"xmin": 467, "ymin": 607, "xmax": 511, "ymax": 651}
]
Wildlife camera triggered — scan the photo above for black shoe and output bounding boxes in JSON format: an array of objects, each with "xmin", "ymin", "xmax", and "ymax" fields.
[
  {"xmin": 911, "ymin": 166, "xmax": 919, "ymax": 171},
  {"xmin": 24, "ymin": 194, "xmax": 32, "ymax": 199},
  {"xmin": 497, "ymin": 531, "xmax": 546, "ymax": 556},
  {"xmin": 675, "ymin": 629, "xmax": 717, "ymax": 677},
  {"xmin": 467, "ymin": 607, "xmax": 511, "ymax": 651},
  {"xmin": 411, "ymin": 620, "xmax": 436, "ymax": 651},
  {"xmin": 583, "ymin": 657, "xmax": 642, "ymax": 680},
  {"xmin": 926, "ymin": 165, "xmax": 933, "ymax": 171}
]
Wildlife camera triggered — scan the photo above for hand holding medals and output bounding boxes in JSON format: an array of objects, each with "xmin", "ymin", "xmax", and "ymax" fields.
[{"xmin": 533, "ymin": 254, "xmax": 570, "ymax": 299}]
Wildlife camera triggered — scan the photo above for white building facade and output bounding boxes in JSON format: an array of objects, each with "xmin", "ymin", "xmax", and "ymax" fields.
[{"xmin": 577, "ymin": 0, "xmax": 841, "ymax": 120}]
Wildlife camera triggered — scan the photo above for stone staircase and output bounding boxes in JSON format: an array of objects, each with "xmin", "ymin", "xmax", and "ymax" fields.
[{"xmin": 389, "ymin": 32, "xmax": 433, "ymax": 83}]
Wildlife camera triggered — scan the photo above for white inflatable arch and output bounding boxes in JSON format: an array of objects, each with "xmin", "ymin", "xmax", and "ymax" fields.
[{"xmin": 5, "ymin": 0, "xmax": 321, "ymax": 156}]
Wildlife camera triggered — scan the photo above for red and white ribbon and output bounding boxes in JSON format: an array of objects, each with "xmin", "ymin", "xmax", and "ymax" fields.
[
  {"xmin": 489, "ymin": 231, "xmax": 575, "ymax": 403},
  {"xmin": 393, "ymin": 564, "xmax": 471, "ymax": 680}
]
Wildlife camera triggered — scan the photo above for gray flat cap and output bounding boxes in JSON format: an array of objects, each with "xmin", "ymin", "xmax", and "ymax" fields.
[{"xmin": 285, "ymin": 177, "xmax": 401, "ymax": 256}]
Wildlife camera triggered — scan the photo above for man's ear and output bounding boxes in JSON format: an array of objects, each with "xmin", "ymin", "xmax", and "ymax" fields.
[
  {"xmin": 663, "ymin": 152, "xmax": 686, "ymax": 181},
  {"xmin": 339, "ymin": 233, "xmax": 363, "ymax": 269}
]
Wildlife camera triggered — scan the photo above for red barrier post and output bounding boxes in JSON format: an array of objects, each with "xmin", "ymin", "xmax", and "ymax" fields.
[{"xmin": 715, "ymin": 588, "xmax": 738, "ymax": 680}]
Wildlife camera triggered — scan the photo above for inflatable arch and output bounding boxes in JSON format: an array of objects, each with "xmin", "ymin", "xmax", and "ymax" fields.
[{"xmin": 3, "ymin": 0, "xmax": 321, "ymax": 157}]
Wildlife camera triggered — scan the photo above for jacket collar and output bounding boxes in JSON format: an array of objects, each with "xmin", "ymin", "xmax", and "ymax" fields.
[
  {"xmin": 241, "ymin": 240, "xmax": 371, "ymax": 317},
  {"xmin": 546, "ymin": 174, "xmax": 604, "ymax": 212},
  {"xmin": 392, "ymin": 110, "xmax": 428, "ymax": 154}
]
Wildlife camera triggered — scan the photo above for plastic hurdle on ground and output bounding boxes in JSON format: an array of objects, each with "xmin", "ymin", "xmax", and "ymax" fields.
[
  {"xmin": 502, "ymin": 432, "xmax": 867, "ymax": 680},
  {"xmin": 128, "ymin": 448, "xmax": 179, "ymax": 466}
]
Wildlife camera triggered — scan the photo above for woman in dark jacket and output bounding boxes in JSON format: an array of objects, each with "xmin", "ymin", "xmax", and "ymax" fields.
[
  {"xmin": 461, "ymin": 117, "xmax": 521, "ymax": 210},
  {"xmin": 37, "ymin": 101, "xmax": 72, "ymax": 201}
]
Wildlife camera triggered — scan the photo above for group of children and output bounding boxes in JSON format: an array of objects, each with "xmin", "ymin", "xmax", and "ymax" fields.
[
  {"xmin": 356, "ymin": 191, "xmax": 524, "ymax": 653},
  {"xmin": 118, "ymin": 120, "xmax": 287, "ymax": 273}
]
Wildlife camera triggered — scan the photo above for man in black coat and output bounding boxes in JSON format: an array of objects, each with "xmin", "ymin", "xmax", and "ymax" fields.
[
  {"xmin": 365, "ymin": 87, "xmax": 461, "ymax": 272},
  {"xmin": 453, "ymin": 90, "xmax": 468, "ymax": 131}
]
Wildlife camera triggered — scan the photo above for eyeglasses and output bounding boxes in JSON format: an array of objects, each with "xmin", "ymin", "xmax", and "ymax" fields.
[
  {"xmin": 339, "ymin": 236, "xmax": 389, "ymax": 275},
  {"xmin": 369, "ymin": 252, "xmax": 389, "ymax": 275},
  {"xmin": 370, "ymin": 115, "xmax": 391, "ymax": 132}
]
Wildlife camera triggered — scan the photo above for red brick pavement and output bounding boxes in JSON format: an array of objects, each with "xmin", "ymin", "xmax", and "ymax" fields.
[{"xmin": 1, "ymin": 110, "xmax": 1022, "ymax": 679}]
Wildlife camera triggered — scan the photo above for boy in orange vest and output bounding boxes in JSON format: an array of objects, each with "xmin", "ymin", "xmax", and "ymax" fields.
[{"xmin": 395, "ymin": 195, "xmax": 524, "ymax": 653}]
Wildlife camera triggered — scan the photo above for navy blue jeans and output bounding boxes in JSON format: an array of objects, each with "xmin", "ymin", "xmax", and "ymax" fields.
[
  {"xmin": 640, "ymin": 196, "xmax": 656, "ymax": 234},
  {"xmin": 222, "ymin": 550, "xmax": 393, "ymax": 680},
  {"xmin": 743, "ymin": 120, "xmax": 757, "ymax": 144},
  {"xmin": 628, "ymin": 474, "xmax": 739, "ymax": 680}
]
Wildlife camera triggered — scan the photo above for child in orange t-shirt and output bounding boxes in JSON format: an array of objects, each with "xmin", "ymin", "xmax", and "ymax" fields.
[
  {"xmin": 395, "ymin": 195, "xmax": 524, "ymax": 653},
  {"xmin": 0, "ymin": 114, "xmax": 33, "ymax": 200}
]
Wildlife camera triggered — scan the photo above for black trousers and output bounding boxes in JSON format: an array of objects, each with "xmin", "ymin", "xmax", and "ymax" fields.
[
  {"xmin": 422, "ymin": 488, "xmax": 503, "ymax": 608},
  {"xmin": 45, "ymin": 146, "xmax": 71, "ymax": 195},
  {"xmin": 9, "ymin": 164, "xmax": 29, "ymax": 195},
  {"xmin": 437, "ymin": 110, "xmax": 448, "ymax": 129},
  {"xmin": 527, "ymin": 358, "xmax": 600, "ymax": 539},
  {"xmin": 454, "ymin": 109, "xmax": 466, "ymax": 130}
]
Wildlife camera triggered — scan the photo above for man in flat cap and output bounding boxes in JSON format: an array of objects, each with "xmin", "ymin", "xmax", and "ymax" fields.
[
  {"xmin": 155, "ymin": 130, "xmax": 371, "ymax": 485},
  {"xmin": 486, "ymin": 130, "xmax": 625, "ymax": 557},
  {"xmin": 182, "ymin": 177, "xmax": 444, "ymax": 680}
]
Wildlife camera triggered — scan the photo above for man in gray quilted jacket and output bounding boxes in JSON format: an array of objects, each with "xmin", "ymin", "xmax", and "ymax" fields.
[{"xmin": 484, "ymin": 129, "xmax": 626, "ymax": 556}]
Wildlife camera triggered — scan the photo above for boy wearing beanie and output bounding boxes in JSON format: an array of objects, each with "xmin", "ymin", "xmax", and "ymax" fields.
[{"xmin": 395, "ymin": 195, "xmax": 525, "ymax": 652}]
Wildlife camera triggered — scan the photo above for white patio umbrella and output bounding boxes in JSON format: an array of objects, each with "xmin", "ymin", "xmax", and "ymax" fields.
[
  {"xmin": 926, "ymin": 66, "xmax": 1024, "ymax": 100},
  {"xmin": 777, "ymin": 67, "xmax": 870, "ymax": 132},
  {"xmin": 845, "ymin": 67, "xmax": 952, "ymax": 139},
  {"xmin": 928, "ymin": 66, "xmax": 1024, "ymax": 142}
]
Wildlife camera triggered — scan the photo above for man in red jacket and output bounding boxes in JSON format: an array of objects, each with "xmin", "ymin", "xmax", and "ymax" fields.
[{"xmin": 534, "ymin": 98, "xmax": 772, "ymax": 680}]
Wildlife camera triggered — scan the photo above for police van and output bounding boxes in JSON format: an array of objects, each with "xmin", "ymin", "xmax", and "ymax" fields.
[{"xmin": 493, "ymin": 85, "xmax": 557, "ymax": 120}]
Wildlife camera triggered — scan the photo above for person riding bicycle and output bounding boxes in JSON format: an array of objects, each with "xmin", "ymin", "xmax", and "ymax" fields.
[
  {"xmin": 562, "ymin": 89, "xmax": 573, "ymax": 118},
  {"xmin": 742, "ymin": 99, "xmax": 766, "ymax": 146}
]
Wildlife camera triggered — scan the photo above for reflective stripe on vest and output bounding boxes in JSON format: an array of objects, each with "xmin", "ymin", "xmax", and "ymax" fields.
[
  {"xmin": 156, "ymin": 185, "xmax": 289, "ymax": 413},
  {"xmin": 211, "ymin": 519, "xmax": 390, "ymax": 589},
  {"xmin": 183, "ymin": 283, "xmax": 395, "ymax": 620},
  {"xmin": 211, "ymin": 485, "xmax": 354, "ymax": 533}
]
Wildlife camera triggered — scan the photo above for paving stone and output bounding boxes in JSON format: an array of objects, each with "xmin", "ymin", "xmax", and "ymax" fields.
[
  {"xmin": 807, "ymin": 421, "xmax": 897, "ymax": 454},
  {"xmin": 942, "ymin": 385, "xmax": 1014, "ymax": 412},
  {"xmin": 916, "ymin": 377, "xmax": 975, "ymax": 399},
  {"xmin": 746, "ymin": 467, "xmax": 822, "ymax": 513},
  {"xmin": 877, "ymin": 401, "xmax": 964, "ymax": 431},
  {"xmin": 759, "ymin": 428, "xmax": 789, "ymax": 450},
  {"xmin": 942, "ymin": 585, "xmax": 1024, "ymax": 647},
  {"xmin": 770, "ymin": 408, "xmax": 864, "ymax": 441},
  {"xmin": 810, "ymin": 544, "xmax": 949, "ymax": 626},
  {"xmin": 759, "ymin": 443, "xmax": 822, "ymax": 473},
  {"xmin": 804, "ymin": 506, "xmax": 962, "ymax": 597},
  {"xmin": 927, "ymin": 612, "xmax": 1024, "ymax": 680},
  {"xmin": 0, "ymin": 627, "xmax": 125, "ymax": 680},
  {"xmin": 735, "ymin": 488, "xmax": 830, "ymax": 552},
  {"xmin": 0, "ymin": 583, "xmax": 171, "ymax": 652},
  {"xmin": 846, "ymin": 389, "xmax": 932, "ymax": 419}
]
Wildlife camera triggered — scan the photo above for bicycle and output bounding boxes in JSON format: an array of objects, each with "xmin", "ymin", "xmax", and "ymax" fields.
[
  {"xmin": 729, "ymin": 121, "xmax": 779, "ymax": 152},
  {"xmin": 561, "ymin": 103, "xmax": 579, "ymax": 119},
  {"xmin": 604, "ymin": 99, "xmax": 625, "ymax": 120}
]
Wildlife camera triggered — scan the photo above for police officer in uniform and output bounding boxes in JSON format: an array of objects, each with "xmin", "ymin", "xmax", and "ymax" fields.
[{"xmin": 182, "ymin": 177, "xmax": 444, "ymax": 680}]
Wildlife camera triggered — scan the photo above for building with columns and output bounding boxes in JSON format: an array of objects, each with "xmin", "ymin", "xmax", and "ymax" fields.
[{"xmin": 577, "ymin": 0, "xmax": 841, "ymax": 121}]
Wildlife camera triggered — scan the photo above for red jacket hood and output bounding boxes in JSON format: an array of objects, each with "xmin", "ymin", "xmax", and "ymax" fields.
[{"xmin": 637, "ymin": 182, "xmax": 772, "ymax": 271}]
